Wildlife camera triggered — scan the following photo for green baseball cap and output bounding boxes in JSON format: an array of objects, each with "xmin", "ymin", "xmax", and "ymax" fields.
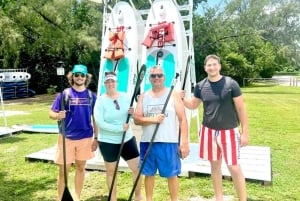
[{"xmin": 72, "ymin": 64, "xmax": 88, "ymax": 75}]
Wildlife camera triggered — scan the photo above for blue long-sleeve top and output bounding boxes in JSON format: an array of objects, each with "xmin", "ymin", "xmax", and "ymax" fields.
[{"xmin": 94, "ymin": 92, "xmax": 133, "ymax": 144}]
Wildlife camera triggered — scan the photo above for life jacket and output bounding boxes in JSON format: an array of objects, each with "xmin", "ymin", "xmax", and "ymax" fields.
[
  {"xmin": 104, "ymin": 26, "xmax": 125, "ymax": 60},
  {"xmin": 142, "ymin": 21, "xmax": 175, "ymax": 48}
]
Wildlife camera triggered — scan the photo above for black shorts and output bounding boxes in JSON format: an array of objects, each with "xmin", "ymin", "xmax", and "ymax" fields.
[{"xmin": 99, "ymin": 136, "xmax": 139, "ymax": 162}]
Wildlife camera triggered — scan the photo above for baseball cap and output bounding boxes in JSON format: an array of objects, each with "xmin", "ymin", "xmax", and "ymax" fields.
[
  {"xmin": 104, "ymin": 72, "xmax": 117, "ymax": 82},
  {"xmin": 72, "ymin": 64, "xmax": 88, "ymax": 75}
]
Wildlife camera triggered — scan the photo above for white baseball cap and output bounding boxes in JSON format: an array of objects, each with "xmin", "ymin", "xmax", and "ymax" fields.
[{"xmin": 104, "ymin": 72, "xmax": 117, "ymax": 82}]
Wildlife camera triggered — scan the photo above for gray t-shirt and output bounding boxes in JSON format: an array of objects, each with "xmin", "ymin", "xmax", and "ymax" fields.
[{"xmin": 194, "ymin": 76, "xmax": 241, "ymax": 129}]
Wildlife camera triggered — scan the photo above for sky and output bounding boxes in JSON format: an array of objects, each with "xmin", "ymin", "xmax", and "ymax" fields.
[{"xmin": 197, "ymin": 0, "xmax": 226, "ymax": 15}]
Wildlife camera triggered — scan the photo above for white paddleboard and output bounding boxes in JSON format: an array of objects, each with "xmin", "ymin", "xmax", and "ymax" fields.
[
  {"xmin": 141, "ymin": 0, "xmax": 189, "ymax": 92},
  {"xmin": 98, "ymin": 2, "xmax": 139, "ymax": 97}
]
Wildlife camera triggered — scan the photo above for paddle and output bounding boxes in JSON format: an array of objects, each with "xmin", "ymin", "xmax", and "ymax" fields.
[
  {"xmin": 59, "ymin": 79, "xmax": 74, "ymax": 201},
  {"xmin": 128, "ymin": 73, "xmax": 179, "ymax": 201},
  {"xmin": 178, "ymin": 55, "xmax": 191, "ymax": 154},
  {"xmin": 181, "ymin": 55, "xmax": 191, "ymax": 92},
  {"xmin": 113, "ymin": 59, "xmax": 120, "ymax": 72},
  {"xmin": 107, "ymin": 64, "xmax": 147, "ymax": 201}
]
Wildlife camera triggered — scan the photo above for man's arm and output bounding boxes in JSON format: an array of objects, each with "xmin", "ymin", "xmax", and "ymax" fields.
[
  {"xmin": 233, "ymin": 95, "xmax": 249, "ymax": 147},
  {"xmin": 91, "ymin": 115, "xmax": 99, "ymax": 151},
  {"xmin": 92, "ymin": 116, "xmax": 99, "ymax": 139},
  {"xmin": 181, "ymin": 92, "xmax": 202, "ymax": 110},
  {"xmin": 173, "ymin": 91, "xmax": 189, "ymax": 159}
]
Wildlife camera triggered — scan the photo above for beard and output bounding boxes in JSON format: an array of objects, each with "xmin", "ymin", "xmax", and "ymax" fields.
[{"xmin": 74, "ymin": 81, "xmax": 85, "ymax": 87}]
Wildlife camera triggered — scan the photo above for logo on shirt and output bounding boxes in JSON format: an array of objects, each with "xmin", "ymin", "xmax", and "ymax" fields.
[
  {"xmin": 145, "ymin": 104, "xmax": 168, "ymax": 117},
  {"xmin": 69, "ymin": 98, "xmax": 90, "ymax": 105}
]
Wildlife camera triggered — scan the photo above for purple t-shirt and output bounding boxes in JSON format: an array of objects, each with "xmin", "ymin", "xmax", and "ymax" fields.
[
  {"xmin": 51, "ymin": 87, "xmax": 96, "ymax": 140},
  {"xmin": 194, "ymin": 76, "xmax": 242, "ymax": 130}
]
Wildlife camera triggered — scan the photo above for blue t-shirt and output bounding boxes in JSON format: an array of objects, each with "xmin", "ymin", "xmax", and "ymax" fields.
[
  {"xmin": 93, "ymin": 92, "xmax": 133, "ymax": 144},
  {"xmin": 51, "ymin": 87, "xmax": 96, "ymax": 140}
]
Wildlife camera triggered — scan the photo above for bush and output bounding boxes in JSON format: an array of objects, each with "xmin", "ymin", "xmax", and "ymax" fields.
[{"xmin": 47, "ymin": 85, "xmax": 57, "ymax": 94}]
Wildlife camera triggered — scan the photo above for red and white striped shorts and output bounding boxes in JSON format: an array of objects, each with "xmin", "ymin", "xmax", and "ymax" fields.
[{"xmin": 199, "ymin": 125, "xmax": 241, "ymax": 165}]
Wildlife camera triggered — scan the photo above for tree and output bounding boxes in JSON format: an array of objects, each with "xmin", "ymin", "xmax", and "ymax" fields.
[
  {"xmin": 192, "ymin": 0, "xmax": 299, "ymax": 84},
  {"xmin": 0, "ymin": 0, "xmax": 299, "ymax": 93},
  {"xmin": 0, "ymin": 0, "xmax": 102, "ymax": 93}
]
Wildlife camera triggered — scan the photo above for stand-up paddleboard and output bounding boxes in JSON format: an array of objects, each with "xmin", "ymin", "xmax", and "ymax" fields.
[
  {"xmin": 0, "ymin": 72, "xmax": 31, "ymax": 82},
  {"xmin": 141, "ymin": 0, "xmax": 189, "ymax": 92},
  {"xmin": 0, "ymin": 73, "xmax": 5, "ymax": 82},
  {"xmin": 98, "ymin": 2, "xmax": 139, "ymax": 97},
  {"xmin": 129, "ymin": 0, "xmax": 145, "ymax": 72}
]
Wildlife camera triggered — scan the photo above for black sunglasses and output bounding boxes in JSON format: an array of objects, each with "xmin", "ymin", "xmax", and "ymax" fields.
[
  {"xmin": 150, "ymin": 73, "xmax": 164, "ymax": 78},
  {"xmin": 113, "ymin": 100, "xmax": 120, "ymax": 110},
  {"xmin": 74, "ymin": 73, "xmax": 86, "ymax": 78}
]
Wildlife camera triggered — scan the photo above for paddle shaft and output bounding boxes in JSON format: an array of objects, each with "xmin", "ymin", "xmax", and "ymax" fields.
[
  {"xmin": 181, "ymin": 55, "xmax": 191, "ymax": 91},
  {"xmin": 113, "ymin": 59, "xmax": 120, "ymax": 72},
  {"xmin": 178, "ymin": 55, "xmax": 191, "ymax": 146},
  {"xmin": 59, "ymin": 76, "xmax": 68, "ymax": 187},
  {"xmin": 108, "ymin": 65, "xmax": 146, "ymax": 201},
  {"xmin": 128, "ymin": 73, "xmax": 179, "ymax": 201},
  {"xmin": 59, "ymin": 75, "xmax": 74, "ymax": 201}
]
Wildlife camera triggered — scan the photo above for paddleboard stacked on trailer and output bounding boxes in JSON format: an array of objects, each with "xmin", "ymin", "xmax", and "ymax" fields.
[
  {"xmin": 141, "ymin": 0, "xmax": 189, "ymax": 92},
  {"xmin": 98, "ymin": 1, "xmax": 139, "ymax": 97},
  {"xmin": 0, "ymin": 69, "xmax": 35, "ymax": 100}
]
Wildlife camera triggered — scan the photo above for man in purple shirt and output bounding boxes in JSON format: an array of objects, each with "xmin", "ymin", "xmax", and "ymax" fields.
[{"xmin": 49, "ymin": 64, "xmax": 98, "ymax": 201}]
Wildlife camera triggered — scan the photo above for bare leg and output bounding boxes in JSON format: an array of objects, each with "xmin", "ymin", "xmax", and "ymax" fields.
[
  {"xmin": 74, "ymin": 160, "xmax": 87, "ymax": 201},
  {"xmin": 167, "ymin": 176, "xmax": 179, "ymax": 201},
  {"xmin": 104, "ymin": 161, "xmax": 118, "ymax": 201},
  {"xmin": 57, "ymin": 163, "xmax": 71, "ymax": 201},
  {"xmin": 210, "ymin": 160, "xmax": 223, "ymax": 201},
  {"xmin": 127, "ymin": 157, "xmax": 143, "ymax": 200},
  {"xmin": 144, "ymin": 176, "xmax": 155, "ymax": 201},
  {"xmin": 227, "ymin": 164, "xmax": 247, "ymax": 201}
]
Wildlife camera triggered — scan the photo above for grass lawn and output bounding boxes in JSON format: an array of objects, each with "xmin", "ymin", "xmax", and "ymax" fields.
[{"xmin": 0, "ymin": 86, "xmax": 299, "ymax": 201}]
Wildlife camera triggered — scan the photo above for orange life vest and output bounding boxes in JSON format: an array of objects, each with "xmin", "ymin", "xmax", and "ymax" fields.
[{"xmin": 104, "ymin": 26, "xmax": 125, "ymax": 60}]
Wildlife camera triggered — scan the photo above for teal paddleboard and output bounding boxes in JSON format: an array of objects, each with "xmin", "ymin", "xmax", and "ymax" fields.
[
  {"xmin": 144, "ymin": 50, "xmax": 175, "ymax": 91},
  {"xmin": 99, "ymin": 57, "xmax": 130, "ymax": 94}
]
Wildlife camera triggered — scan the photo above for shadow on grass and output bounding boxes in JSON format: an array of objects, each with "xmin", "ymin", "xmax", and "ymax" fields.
[
  {"xmin": 0, "ymin": 172, "xmax": 57, "ymax": 201},
  {"xmin": 247, "ymin": 198, "xmax": 265, "ymax": 201},
  {"xmin": 0, "ymin": 134, "xmax": 26, "ymax": 144},
  {"xmin": 85, "ymin": 195, "xmax": 128, "ymax": 201}
]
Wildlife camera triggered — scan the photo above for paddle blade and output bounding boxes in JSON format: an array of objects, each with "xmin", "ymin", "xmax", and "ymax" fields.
[
  {"xmin": 135, "ymin": 64, "xmax": 146, "ymax": 91},
  {"xmin": 61, "ymin": 187, "xmax": 74, "ymax": 201},
  {"xmin": 132, "ymin": 64, "xmax": 147, "ymax": 104}
]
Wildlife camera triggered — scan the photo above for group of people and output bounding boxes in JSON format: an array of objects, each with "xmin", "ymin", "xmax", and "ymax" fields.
[{"xmin": 49, "ymin": 54, "xmax": 249, "ymax": 201}]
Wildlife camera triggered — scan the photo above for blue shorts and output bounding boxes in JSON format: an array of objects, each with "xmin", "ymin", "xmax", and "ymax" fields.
[{"xmin": 139, "ymin": 142, "xmax": 181, "ymax": 178}]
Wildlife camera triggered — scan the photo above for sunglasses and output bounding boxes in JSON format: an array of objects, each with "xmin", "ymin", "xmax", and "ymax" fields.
[
  {"xmin": 113, "ymin": 100, "xmax": 120, "ymax": 110},
  {"xmin": 150, "ymin": 73, "xmax": 164, "ymax": 78},
  {"xmin": 74, "ymin": 73, "xmax": 86, "ymax": 78}
]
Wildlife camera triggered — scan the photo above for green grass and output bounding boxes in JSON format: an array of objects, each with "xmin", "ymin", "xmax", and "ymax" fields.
[{"xmin": 0, "ymin": 86, "xmax": 300, "ymax": 201}]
